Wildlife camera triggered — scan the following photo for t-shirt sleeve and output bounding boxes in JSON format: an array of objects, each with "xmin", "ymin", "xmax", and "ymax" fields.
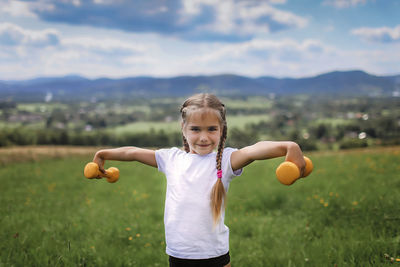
[
  {"xmin": 155, "ymin": 147, "xmax": 180, "ymax": 174},
  {"xmin": 222, "ymin": 147, "xmax": 243, "ymax": 180}
]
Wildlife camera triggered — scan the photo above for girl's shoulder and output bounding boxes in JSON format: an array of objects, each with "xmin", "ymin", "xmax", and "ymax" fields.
[
  {"xmin": 155, "ymin": 147, "xmax": 186, "ymax": 171},
  {"xmin": 156, "ymin": 147, "xmax": 186, "ymax": 158},
  {"xmin": 223, "ymin": 147, "xmax": 238, "ymax": 156},
  {"xmin": 157, "ymin": 146, "xmax": 183, "ymax": 152}
]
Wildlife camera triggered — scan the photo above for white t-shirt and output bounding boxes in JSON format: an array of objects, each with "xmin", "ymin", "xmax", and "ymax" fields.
[{"xmin": 155, "ymin": 147, "xmax": 243, "ymax": 259}]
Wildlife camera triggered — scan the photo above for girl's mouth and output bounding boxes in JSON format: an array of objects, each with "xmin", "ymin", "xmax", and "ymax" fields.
[{"xmin": 198, "ymin": 144, "xmax": 211, "ymax": 147}]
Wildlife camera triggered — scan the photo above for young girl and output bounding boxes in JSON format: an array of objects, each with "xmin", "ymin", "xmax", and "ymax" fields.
[{"xmin": 92, "ymin": 93, "xmax": 306, "ymax": 267}]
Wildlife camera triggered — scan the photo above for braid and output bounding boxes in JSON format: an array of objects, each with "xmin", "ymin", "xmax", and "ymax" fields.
[
  {"xmin": 182, "ymin": 135, "xmax": 190, "ymax": 153},
  {"xmin": 216, "ymin": 125, "xmax": 227, "ymax": 170},
  {"xmin": 211, "ymin": 124, "xmax": 228, "ymax": 225},
  {"xmin": 180, "ymin": 106, "xmax": 190, "ymax": 153}
]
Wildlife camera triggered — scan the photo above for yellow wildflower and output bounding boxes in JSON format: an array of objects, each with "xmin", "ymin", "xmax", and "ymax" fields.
[
  {"xmin": 85, "ymin": 197, "xmax": 92, "ymax": 206},
  {"xmin": 47, "ymin": 183, "xmax": 56, "ymax": 192}
]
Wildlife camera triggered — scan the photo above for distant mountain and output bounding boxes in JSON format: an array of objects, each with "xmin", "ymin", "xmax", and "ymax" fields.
[{"xmin": 0, "ymin": 70, "xmax": 399, "ymax": 102}]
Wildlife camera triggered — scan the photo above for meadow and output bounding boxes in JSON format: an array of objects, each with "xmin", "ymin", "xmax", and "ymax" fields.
[
  {"xmin": 1, "ymin": 146, "xmax": 400, "ymax": 266},
  {"xmin": 111, "ymin": 114, "xmax": 270, "ymax": 135}
]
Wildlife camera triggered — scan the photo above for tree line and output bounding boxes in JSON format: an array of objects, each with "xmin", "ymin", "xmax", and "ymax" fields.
[
  {"xmin": 1, "ymin": 113, "xmax": 399, "ymax": 150},
  {"xmin": 1, "ymin": 96, "xmax": 399, "ymax": 150}
]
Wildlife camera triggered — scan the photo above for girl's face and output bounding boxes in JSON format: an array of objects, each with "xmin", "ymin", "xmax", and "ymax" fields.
[{"xmin": 182, "ymin": 109, "xmax": 222, "ymax": 155}]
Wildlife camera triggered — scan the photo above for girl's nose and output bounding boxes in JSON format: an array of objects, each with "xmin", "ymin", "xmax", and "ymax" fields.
[{"xmin": 200, "ymin": 132, "xmax": 208, "ymax": 142}]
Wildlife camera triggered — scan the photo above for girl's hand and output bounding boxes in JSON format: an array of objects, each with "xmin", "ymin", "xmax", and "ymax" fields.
[
  {"xmin": 93, "ymin": 151, "xmax": 106, "ymax": 178},
  {"xmin": 284, "ymin": 143, "xmax": 306, "ymax": 177}
]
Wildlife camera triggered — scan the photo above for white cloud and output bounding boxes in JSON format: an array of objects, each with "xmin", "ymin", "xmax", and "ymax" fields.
[
  {"xmin": 92, "ymin": 0, "xmax": 117, "ymax": 4},
  {"xmin": 167, "ymin": 38, "xmax": 341, "ymax": 78},
  {"xmin": 2, "ymin": 0, "xmax": 307, "ymax": 42},
  {"xmin": 351, "ymin": 25, "xmax": 400, "ymax": 43},
  {"xmin": 236, "ymin": 2, "xmax": 307, "ymax": 32},
  {"xmin": 180, "ymin": 0, "xmax": 307, "ymax": 39},
  {"xmin": 338, "ymin": 45, "xmax": 400, "ymax": 75},
  {"xmin": 3, "ymin": 30, "xmax": 382, "ymax": 80},
  {"xmin": 0, "ymin": 25, "xmax": 161, "ymax": 79},
  {"xmin": 0, "ymin": 15, "xmax": 399, "ymax": 80},
  {"xmin": 62, "ymin": 36, "xmax": 149, "ymax": 55},
  {"xmin": 192, "ymin": 38, "xmax": 330, "ymax": 65},
  {"xmin": 0, "ymin": 22, "xmax": 153, "ymax": 55},
  {"xmin": 269, "ymin": 0, "xmax": 287, "ymax": 4},
  {"xmin": 176, "ymin": 37, "xmax": 400, "ymax": 78},
  {"xmin": 0, "ymin": 0, "xmax": 55, "ymax": 17},
  {"xmin": 323, "ymin": 0, "xmax": 367, "ymax": 8},
  {"xmin": 0, "ymin": 0, "xmax": 38, "ymax": 17},
  {"xmin": 1, "ymin": 34, "xmax": 399, "ymax": 79},
  {"xmin": 0, "ymin": 22, "xmax": 60, "ymax": 47}
]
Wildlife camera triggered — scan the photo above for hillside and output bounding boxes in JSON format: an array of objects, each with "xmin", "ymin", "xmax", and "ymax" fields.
[{"xmin": 1, "ymin": 70, "xmax": 399, "ymax": 101}]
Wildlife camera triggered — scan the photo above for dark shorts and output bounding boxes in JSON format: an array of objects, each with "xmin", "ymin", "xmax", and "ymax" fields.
[{"xmin": 169, "ymin": 251, "xmax": 230, "ymax": 267}]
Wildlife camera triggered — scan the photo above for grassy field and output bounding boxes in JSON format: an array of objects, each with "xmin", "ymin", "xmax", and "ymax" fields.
[
  {"xmin": 1, "ymin": 146, "xmax": 400, "ymax": 266},
  {"xmin": 112, "ymin": 114, "xmax": 271, "ymax": 135}
]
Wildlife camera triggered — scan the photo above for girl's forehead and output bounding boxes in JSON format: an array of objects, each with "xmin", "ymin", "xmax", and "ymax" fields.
[{"xmin": 186, "ymin": 108, "xmax": 221, "ymax": 124}]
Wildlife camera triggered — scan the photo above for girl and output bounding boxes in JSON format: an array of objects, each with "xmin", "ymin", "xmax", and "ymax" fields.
[{"xmin": 92, "ymin": 93, "xmax": 306, "ymax": 267}]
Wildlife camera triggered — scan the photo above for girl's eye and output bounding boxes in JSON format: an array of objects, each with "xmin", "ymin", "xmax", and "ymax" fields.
[
  {"xmin": 208, "ymin": 127, "xmax": 217, "ymax": 131},
  {"xmin": 190, "ymin": 127, "xmax": 200, "ymax": 132}
]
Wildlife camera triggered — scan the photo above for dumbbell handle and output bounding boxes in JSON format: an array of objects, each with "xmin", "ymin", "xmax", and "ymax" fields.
[
  {"xmin": 276, "ymin": 156, "xmax": 313, "ymax": 185},
  {"xmin": 84, "ymin": 162, "xmax": 120, "ymax": 183}
]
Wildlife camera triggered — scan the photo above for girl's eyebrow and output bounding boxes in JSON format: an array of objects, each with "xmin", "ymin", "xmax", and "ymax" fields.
[
  {"xmin": 189, "ymin": 125, "xmax": 219, "ymax": 129},
  {"xmin": 189, "ymin": 124, "xmax": 219, "ymax": 127}
]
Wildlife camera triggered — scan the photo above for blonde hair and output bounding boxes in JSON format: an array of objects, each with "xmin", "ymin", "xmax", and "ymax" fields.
[{"xmin": 180, "ymin": 93, "xmax": 227, "ymax": 225}]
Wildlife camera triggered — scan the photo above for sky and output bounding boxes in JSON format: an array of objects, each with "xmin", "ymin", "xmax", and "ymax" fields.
[{"xmin": 0, "ymin": 0, "xmax": 399, "ymax": 80}]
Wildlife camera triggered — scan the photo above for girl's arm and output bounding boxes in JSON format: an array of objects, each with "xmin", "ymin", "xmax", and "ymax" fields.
[
  {"xmin": 93, "ymin": 147, "xmax": 157, "ymax": 173},
  {"xmin": 231, "ymin": 141, "xmax": 306, "ymax": 175}
]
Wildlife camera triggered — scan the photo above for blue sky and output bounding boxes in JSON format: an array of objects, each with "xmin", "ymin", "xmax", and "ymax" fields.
[{"xmin": 0, "ymin": 0, "xmax": 399, "ymax": 80}]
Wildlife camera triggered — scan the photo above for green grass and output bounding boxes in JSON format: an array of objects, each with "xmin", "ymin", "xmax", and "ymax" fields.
[
  {"xmin": 112, "ymin": 114, "xmax": 270, "ymax": 135},
  {"xmin": 222, "ymin": 97, "xmax": 273, "ymax": 109},
  {"xmin": 227, "ymin": 114, "xmax": 270, "ymax": 128},
  {"xmin": 313, "ymin": 118, "xmax": 352, "ymax": 126},
  {"xmin": 17, "ymin": 103, "xmax": 69, "ymax": 113},
  {"xmin": 1, "ymin": 147, "xmax": 400, "ymax": 266},
  {"xmin": 111, "ymin": 120, "xmax": 180, "ymax": 134}
]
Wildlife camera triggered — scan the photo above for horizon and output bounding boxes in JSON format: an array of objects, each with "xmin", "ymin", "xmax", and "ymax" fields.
[
  {"xmin": 2, "ymin": 69, "xmax": 399, "ymax": 83},
  {"xmin": 1, "ymin": 0, "xmax": 400, "ymax": 80}
]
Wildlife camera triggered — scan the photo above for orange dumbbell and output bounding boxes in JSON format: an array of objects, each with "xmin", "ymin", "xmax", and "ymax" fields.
[
  {"xmin": 84, "ymin": 162, "xmax": 120, "ymax": 183},
  {"xmin": 276, "ymin": 156, "xmax": 313, "ymax": 185}
]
